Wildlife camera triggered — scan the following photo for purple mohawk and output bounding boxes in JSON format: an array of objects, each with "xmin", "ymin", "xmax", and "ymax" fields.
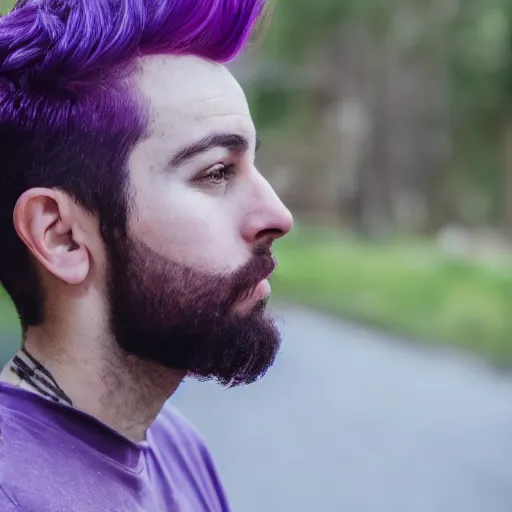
[
  {"xmin": 0, "ymin": 0, "xmax": 267, "ymax": 327},
  {"xmin": 1, "ymin": 0, "xmax": 265, "ymax": 91}
]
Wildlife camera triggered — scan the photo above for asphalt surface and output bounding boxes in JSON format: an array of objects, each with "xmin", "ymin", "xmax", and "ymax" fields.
[{"xmin": 171, "ymin": 304, "xmax": 512, "ymax": 512}]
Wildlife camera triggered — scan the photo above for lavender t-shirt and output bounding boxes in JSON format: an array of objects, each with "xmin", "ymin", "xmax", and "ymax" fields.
[{"xmin": 0, "ymin": 382, "xmax": 231, "ymax": 511}]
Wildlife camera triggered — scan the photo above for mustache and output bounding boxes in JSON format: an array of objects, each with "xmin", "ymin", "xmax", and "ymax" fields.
[
  {"xmin": 227, "ymin": 247, "xmax": 277, "ymax": 305},
  {"xmin": 108, "ymin": 233, "xmax": 277, "ymax": 311}
]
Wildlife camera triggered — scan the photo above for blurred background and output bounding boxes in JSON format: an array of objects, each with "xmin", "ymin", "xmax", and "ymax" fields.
[{"xmin": 2, "ymin": 0, "xmax": 512, "ymax": 510}]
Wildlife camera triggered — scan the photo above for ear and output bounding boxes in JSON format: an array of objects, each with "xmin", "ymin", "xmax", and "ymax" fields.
[{"xmin": 13, "ymin": 188, "xmax": 91, "ymax": 285}]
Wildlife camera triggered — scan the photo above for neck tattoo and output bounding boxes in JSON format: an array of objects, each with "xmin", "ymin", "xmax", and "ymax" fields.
[{"xmin": 10, "ymin": 348, "xmax": 73, "ymax": 407}]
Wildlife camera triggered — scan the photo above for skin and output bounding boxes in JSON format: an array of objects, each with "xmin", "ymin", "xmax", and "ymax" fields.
[{"xmin": 0, "ymin": 55, "xmax": 293, "ymax": 442}]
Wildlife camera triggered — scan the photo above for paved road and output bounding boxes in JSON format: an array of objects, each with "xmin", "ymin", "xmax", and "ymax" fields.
[{"xmin": 171, "ymin": 304, "xmax": 512, "ymax": 512}]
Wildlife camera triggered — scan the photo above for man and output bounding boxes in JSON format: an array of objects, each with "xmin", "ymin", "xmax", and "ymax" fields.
[{"xmin": 0, "ymin": 0, "xmax": 293, "ymax": 510}]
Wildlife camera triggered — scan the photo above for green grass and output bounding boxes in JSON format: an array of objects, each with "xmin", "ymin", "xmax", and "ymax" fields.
[{"xmin": 272, "ymin": 224, "xmax": 512, "ymax": 366}]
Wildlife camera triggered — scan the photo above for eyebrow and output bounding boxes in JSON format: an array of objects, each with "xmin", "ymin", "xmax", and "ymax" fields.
[{"xmin": 170, "ymin": 132, "xmax": 261, "ymax": 168}]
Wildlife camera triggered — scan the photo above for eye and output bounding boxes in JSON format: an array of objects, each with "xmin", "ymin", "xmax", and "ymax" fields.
[{"xmin": 198, "ymin": 164, "xmax": 236, "ymax": 185}]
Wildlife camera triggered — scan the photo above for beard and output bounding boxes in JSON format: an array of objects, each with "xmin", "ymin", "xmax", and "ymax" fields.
[{"xmin": 103, "ymin": 232, "xmax": 282, "ymax": 387}]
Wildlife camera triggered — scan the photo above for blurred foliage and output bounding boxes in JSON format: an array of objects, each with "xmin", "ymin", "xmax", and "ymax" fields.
[
  {"xmin": 0, "ymin": 0, "xmax": 12, "ymax": 14},
  {"xmin": 249, "ymin": 0, "xmax": 512, "ymax": 229},
  {"xmin": 0, "ymin": 288, "xmax": 17, "ymax": 334}
]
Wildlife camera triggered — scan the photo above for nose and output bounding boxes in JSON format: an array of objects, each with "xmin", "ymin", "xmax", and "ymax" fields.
[{"xmin": 241, "ymin": 171, "xmax": 294, "ymax": 246}]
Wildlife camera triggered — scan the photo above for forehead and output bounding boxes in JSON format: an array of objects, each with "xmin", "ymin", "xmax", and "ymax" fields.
[{"xmin": 135, "ymin": 55, "xmax": 254, "ymax": 143}]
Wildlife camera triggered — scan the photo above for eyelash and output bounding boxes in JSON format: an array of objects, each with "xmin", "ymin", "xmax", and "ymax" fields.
[{"xmin": 199, "ymin": 164, "xmax": 236, "ymax": 185}]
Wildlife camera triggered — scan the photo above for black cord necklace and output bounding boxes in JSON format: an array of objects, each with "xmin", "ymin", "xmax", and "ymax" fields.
[{"xmin": 10, "ymin": 348, "xmax": 73, "ymax": 407}]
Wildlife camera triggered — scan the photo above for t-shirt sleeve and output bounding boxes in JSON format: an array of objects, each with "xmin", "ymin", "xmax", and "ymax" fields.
[
  {"xmin": 195, "ymin": 441, "xmax": 231, "ymax": 512},
  {"xmin": 156, "ymin": 404, "xmax": 232, "ymax": 512}
]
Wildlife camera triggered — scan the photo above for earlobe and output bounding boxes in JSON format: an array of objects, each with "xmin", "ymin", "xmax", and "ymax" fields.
[{"xmin": 13, "ymin": 188, "xmax": 91, "ymax": 286}]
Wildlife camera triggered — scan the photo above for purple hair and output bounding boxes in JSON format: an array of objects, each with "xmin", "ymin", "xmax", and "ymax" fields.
[{"xmin": 0, "ymin": 0, "xmax": 266, "ymax": 327}]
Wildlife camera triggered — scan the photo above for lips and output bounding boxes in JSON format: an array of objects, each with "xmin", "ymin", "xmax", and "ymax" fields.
[
  {"xmin": 229, "ymin": 250, "xmax": 277, "ymax": 306},
  {"xmin": 238, "ymin": 257, "xmax": 276, "ymax": 303},
  {"xmin": 261, "ymin": 253, "xmax": 278, "ymax": 282},
  {"xmin": 264, "ymin": 258, "xmax": 277, "ymax": 281}
]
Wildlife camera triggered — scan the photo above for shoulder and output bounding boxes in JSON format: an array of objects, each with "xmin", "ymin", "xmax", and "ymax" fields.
[{"xmin": 0, "ymin": 405, "xmax": 49, "ymax": 512}]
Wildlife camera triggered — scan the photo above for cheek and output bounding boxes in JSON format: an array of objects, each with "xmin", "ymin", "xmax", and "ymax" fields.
[{"xmin": 130, "ymin": 181, "xmax": 247, "ymax": 273}]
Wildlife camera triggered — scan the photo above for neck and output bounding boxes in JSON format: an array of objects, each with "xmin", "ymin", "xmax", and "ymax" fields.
[{"xmin": 0, "ymin": 323, "xmax": 184, "ymax": 443}]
